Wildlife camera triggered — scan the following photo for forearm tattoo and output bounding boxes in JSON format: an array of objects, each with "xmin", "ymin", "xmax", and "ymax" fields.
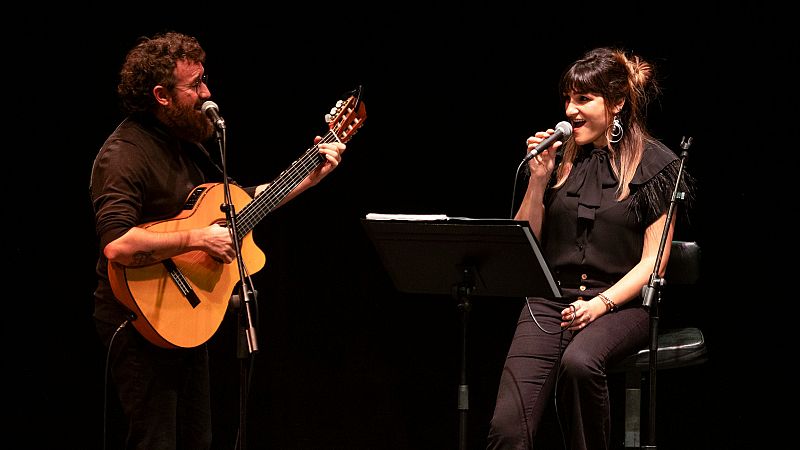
[{"xmin": 132, "ymin": 251, "xmax": 157, "ymax": 266}]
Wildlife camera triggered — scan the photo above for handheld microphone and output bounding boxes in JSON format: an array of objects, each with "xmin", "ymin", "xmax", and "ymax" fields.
[
  {"xmin": 522, "ymin": 121, "xmax": 572, "ymax": 163},
  {"xmin": 201, "ymin": 101, "xmax": 225, "ymax": 130}
]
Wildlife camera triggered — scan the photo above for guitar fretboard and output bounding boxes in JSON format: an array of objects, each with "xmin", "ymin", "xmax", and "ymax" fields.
[{"xmin": 236, "ymin": 130, "xmax": 339, "ymax": 237}]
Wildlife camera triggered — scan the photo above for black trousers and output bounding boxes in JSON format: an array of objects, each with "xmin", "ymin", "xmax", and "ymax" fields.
[
  {"xmin": 96, "ymin": 319, "xmax": 212, "ymax": 450},
  {"xmin": 487, "ymin": 296, "xmax": 649, "ymax": 450}
]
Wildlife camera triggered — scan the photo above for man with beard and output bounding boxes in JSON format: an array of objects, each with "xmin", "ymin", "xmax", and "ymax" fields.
[{"xmin": 89, "ymin": 31, "xmax": 346, "ymax": 450}]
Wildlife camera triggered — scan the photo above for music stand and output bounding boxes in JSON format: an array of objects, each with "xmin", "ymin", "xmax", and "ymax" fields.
[{"xmin": 361, "ymin": 217, "xmax": 561, "ymax": 450}]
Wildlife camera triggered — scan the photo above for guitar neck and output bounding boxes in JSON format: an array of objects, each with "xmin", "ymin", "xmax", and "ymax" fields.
[{"xmin": 235, "ymin": 130, "xmax": 337, "ymax": 236}]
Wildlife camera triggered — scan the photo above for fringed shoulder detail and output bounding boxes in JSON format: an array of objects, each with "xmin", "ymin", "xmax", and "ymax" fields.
[{"xmin": 630, "ymin": 140, "xmax": 696, "ymax": 225}]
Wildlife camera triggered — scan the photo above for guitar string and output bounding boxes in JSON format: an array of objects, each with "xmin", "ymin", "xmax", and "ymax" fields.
[
  {"xmin": 236, "ymin": 128, "xmax": 341, "ymax": 233},
  {"xmin": 235, "ymin": 99, "xmax": 361, "ymax": 235},
  {"xmin": 236, "ymin": 132, "xmax": 334, "ymax": 232}
]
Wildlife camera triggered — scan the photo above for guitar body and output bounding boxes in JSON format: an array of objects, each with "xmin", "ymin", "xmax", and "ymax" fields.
[
  {"xmin": 108, "ymin": 87, "xmax": 366, "ymax": 349},
  {"xmin": 109, "ymin": 183, "xmax": 266, "ymax": 349}
]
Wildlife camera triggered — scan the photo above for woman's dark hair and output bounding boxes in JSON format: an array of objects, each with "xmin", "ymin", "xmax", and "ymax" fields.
[{"xmin": 554, "ymin": 47, "xmax": 660, "ymax": 200}]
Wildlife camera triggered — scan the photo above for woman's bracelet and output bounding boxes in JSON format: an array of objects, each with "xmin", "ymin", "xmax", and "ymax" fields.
[{"xmin": 598, "ymin": 292, "xmax": 618, "ymax": 312}]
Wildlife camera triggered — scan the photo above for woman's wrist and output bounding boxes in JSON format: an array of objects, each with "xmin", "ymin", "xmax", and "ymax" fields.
[{"xmin": 597, "ymin": 292, "xmax": 618, "ymax": 313}]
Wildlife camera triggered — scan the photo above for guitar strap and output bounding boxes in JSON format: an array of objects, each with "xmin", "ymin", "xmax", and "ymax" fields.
[
  {"xmin": 193, "ymin": 142, "xmax": 225, "ymax": 178},
  {"xmin": 191, "ymin": 142, "xmax": 243, "ymax": 189}
]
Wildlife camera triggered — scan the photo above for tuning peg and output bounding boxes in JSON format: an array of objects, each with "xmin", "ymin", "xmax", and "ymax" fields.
[{"xmin": 324, "ymin": 113, "xmax": 332, "ymax": 123}]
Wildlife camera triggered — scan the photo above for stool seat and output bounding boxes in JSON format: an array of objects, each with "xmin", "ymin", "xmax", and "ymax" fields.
[
  {"xmin": 611, "ymin": 327, "xmax": 707, "ymax": 373},
  {"xmin": 606, "ymin": 241, "xmax": 706, "ymax": 449},
  {"xmin": 608, "ymin": 326, "xmax": 708, "ymax": 449}
]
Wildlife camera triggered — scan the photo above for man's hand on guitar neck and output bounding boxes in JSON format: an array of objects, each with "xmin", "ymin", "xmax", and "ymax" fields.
[{"xmin": 254, "ymin": 137, "xmax": 346, "ymax": 202}]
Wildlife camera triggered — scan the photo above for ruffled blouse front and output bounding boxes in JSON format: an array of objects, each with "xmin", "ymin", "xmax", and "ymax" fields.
[
  {"xmin": 541, "ymin": 140, "xmax": 683, "ymax": 295},
  {"xmin": 564, "ymin": 147, "xmax": 618, "ymax": 222}
]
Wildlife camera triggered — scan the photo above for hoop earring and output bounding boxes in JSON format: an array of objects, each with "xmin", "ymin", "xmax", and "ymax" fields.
[{"xmin": 610, "ymin": 115, "xmax": 623, "ymax": 144}]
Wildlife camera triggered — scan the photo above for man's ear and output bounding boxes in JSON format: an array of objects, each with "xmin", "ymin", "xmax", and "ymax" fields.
[{"xmin": 153, "ymin": 85, "xmax": 171, "ymax": 106}]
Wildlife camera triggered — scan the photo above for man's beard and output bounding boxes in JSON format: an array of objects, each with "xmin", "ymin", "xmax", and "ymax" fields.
[{"xmin": 162, "ymin": 98, "xmax": 215, "ymax": 143}]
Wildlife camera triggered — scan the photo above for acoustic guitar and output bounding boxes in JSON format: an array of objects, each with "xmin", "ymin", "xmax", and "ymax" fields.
[{"xmin": 108, "ymin": 88, "xmax": 366, "ymax": 348}]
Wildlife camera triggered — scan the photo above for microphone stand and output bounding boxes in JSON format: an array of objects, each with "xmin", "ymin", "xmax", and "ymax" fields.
[
  {"xmin": 212, "ymin": 123, "xmax": 260, "ymax": 450},
  {"xmin": 639, "ymin": 136, "xmax": 692, "ymax": 449},
  {"xmin": 452, "ymin": 266, "xmax": 475, "ymax": 450}
]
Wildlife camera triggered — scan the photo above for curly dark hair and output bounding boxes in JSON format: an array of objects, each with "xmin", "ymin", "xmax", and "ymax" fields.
[{"xmin": 117, "ymin": 31, "xmax": 206, "ymax": 115}]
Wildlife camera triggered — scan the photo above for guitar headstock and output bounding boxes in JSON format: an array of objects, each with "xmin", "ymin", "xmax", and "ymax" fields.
[{"xmin": 325, "ymin": 86, "xmax": 367, "ymax": 143}]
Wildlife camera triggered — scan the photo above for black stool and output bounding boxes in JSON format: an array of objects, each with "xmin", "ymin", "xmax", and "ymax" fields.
[{"xmin": 609, "ymin": 240, "xmax": 708, "ymax": 449}]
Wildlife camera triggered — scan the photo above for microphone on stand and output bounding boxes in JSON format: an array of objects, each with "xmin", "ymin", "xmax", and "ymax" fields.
[
  {"xmin": 522, "ymin": 121, "xmax": 572, "ymax": 163},
  {"xmin": 202, "ymin": 101, "xmax": 226, "ymax": 130}
]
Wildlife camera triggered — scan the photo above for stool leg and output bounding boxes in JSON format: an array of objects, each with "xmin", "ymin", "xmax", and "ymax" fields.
[{"xmin": 623, "ymin": 369, "xmax": 642, "ymax": 449}]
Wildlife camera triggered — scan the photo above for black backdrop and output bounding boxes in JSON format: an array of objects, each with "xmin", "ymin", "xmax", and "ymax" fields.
[{"xmin": 6, "ymin": 2, "xmax": 775, "ymax": 449}]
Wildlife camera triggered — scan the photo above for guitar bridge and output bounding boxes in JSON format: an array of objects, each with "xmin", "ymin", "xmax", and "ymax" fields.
[{"xmin": 162, "ymin": 258, "xmax": 201, "ymax": 308}]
